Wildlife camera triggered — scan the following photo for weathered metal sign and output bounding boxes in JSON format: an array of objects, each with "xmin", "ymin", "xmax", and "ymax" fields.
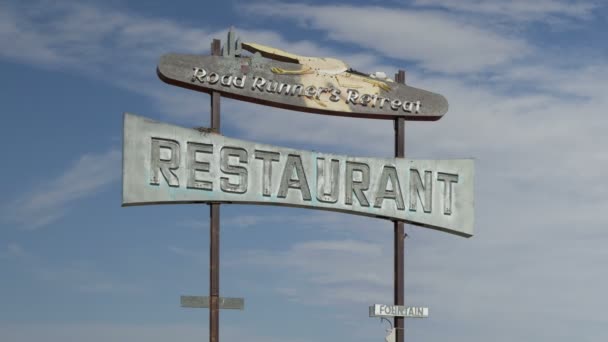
[
  {"xmin": 181, "ymin": 296, "xmax": 244, "ymax": 310},
  {"xmin": 157, "ymin": 46, "xmax": 448, "ymax": 120},
  {"xmin": 122, "ymin": 113, "xmax": 474, "ymax": 237},
  {"xmin": 369, "ymin": 304, "xmax": 429, "ymax": 318}
]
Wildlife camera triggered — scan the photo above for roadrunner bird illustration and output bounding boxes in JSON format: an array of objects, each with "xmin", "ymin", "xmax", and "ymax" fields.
[{"xmin": 241, "ymin": 42, "xmax": 393, "ymax": 92}]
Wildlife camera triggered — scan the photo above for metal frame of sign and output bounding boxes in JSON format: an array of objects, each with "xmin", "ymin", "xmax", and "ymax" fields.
[{"xmin": 122, "ymin": 29, "xmax": 475, "ymax": 342}]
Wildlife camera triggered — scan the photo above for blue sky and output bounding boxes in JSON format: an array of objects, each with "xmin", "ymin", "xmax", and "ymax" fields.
[{"xmin": 1, "ymin": 0, "xmax": 607, "ymax": 341}]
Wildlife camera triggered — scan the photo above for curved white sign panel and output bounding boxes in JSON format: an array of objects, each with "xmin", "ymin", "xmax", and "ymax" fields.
[{"xmin": 122, "ymin": 113, "xmax": 474, "ymax": 237}]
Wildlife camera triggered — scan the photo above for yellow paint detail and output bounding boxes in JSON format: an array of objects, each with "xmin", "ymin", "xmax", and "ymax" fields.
[
  {"xmin": 362, "ymin": 78, "xmax": 392, "ymax": 92},
  {"xmin": 271, "ymin": 66, "xmax": 314, "ymax": 75},
  {"xmin": 243, "ymin": 41, "xmax": 397, "ymax": 113},
  {"xmin": 243, "ymin": 42, "xmax": 349, "ymax": 74},
  {"xmin": 334, "ymin": 75, "xmax": 362, "ymax": 89},
  {"xmin": 242, "ymin": 42, "xmax": 303, "ymax": 64},
  {"xmin": 312, "ymin": 99, "xmax": 327, "ymax": 107}
]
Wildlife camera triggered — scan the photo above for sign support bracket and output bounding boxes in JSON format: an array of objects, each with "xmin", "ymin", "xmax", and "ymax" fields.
[{"xmin": 394, "ymin": 70, "xmax": 406, "ymax": 342}]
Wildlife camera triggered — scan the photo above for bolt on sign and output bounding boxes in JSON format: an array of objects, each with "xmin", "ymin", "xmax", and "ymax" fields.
[
  {"xmin": 122, "ymin": 113, "xmax": 474, "ymax": 237},
  {"xmin": 157, "ymin": 45, "xmax": 448, "ymax": 120}
]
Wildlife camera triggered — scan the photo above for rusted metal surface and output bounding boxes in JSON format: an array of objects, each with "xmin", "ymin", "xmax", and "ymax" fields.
[
  {"xmin": 157, "ymin": 53, "xmax": 448, "ymax": 121},
  {"xmin": 181, "ymin": 295, "xmax": 244, "ymax": 310},
  {"xmin": 394, "ymin": 70, "xmax": 406, "ymax": 342},
  {"xmin": 209, "ymin": 38, "xmax": 221, "ymax": 342},
  {"xmin": 122, "ymin": 113, "xmax": 475, "ymax": 237},
  {"xmin": 209, "ymin": 203, "xmax": 220, "ymax": 342},
  {"xmin": 395, "ymin": 220, "xmax": 405, "ymax": 342}
]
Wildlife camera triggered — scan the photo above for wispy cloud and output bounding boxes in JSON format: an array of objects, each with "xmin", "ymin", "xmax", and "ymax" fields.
[
  {"xmin": 1, "ymin": 243, "xmax": 134, "ymax": 294},
  {"xmin": 1, "ymin": 3, "xmax": 607, "ymax": 341},
  {"xmin": 3, "ymin": 149, "xmax": 120, "ymax": 229},
  {"xmin": 168, "ymin": 245, "xmax": 206, "ymax": 264},
  {"xmin": 0, "ymin": 1, "xmax": 383, "ymax": 122},
  {"xmin": 243, "ymin": 3, "xmax": 530, "ymax": 73},
  {"xmin": 33, "ymin": 259, "xmax": 136, "ymax": 294},
  {"xmin": 0, "ymin": 323, "xmax": 205, "ymax": 342},
  {"xmin": 0, "ymin": 2, "xmax": 208, "ymax": 70},
  {"xmin": 0, "ymin": 322, "xmax": 316, "ymax": 342},
  {"xmin": 412, "ymin": 0, "xmax": 599, "ymax": 21},
  {"xmin": 179, "ymin": 211, "xmax": 392, "ymax": 240},
  {"xmin": 1, "ymin": 242, "xmax": 29, "ymax": 259},
  {"xmin": 235, "ymin": 238, "xmax": 393, "ymax": 305}
]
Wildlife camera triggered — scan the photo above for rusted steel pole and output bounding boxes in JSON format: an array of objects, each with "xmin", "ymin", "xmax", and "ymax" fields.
[
  {"xmin": 394, "ymin": 70, "xmax": 406, "ymax": 342},
  {"xmin": 209, "ymin": 38, "xmax": 221, "ymax": 342}
]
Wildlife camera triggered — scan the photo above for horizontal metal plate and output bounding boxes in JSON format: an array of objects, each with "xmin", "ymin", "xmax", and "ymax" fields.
[
  {"xmin": 181, "ymin": 296, "xmax": 244, "ymax": 310},
  {"xmin": 369, "ymin": 304, "xmax": 428, "ymax": 318},
  {"xmin": 157, "ymin": 54, "xmax": 448, "ymax": 121},
  {"xmin": 122, "ymin": 113, "xmax": 474, "ymax": 237}
]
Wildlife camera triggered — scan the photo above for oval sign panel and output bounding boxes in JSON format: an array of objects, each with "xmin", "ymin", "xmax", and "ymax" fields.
[{"xmin": 157, "ymin": 43, "xmax": 448, "ymax": 120}]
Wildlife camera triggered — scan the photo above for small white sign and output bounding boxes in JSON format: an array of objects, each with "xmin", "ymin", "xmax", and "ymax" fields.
[{"xmin": 369, "ymin": 304, "xmax": 429, "ymax": 318}]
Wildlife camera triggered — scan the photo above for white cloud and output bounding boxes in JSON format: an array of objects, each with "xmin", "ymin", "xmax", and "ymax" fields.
[
  {"xmin": 0, "ymin": 2, "xmax": 208, "ymax": 69},
  {"xmin": 1, "ymin": 2, "xmax": 607, "ymax": 341},
  {"xmin": 0, "ymin": 1, "xmax": 383, "ymax": 122},
  {"xmin": 225, "ymin": 101, "xmax": 393, "ymax": 155},
  {"xmin": 3, "ymin": 149, "xmax": 120, "ymax": 229},
  {"xmin": 412, "ymin": 0, "xmax": 599, "ymax": 21},
  {"xmin": 218, "ymin": 56, "xmax": 608, "ymax": 337},
  {"xmin": 177, "ymin": 210, "xmax": 393, "ymax": 240},
  {"xmin": 495, "ymin": 63, "xmax": 608, "ymax": 98},
  {"xmin": 235, "ymin": 237, "xmax": 393, "ymax": 305},
  {"xmin": 243, "ymin": 3, "xmax": 530, "ymax": 73}
]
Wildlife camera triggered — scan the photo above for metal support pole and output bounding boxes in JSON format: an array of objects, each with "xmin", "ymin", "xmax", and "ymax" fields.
[
  {"xmin": 394, "ymin": 70, "xmax": 406, "ymax": 342},
  {"xmin": 209, "ymin": 38, "xmax": 221, "ymax": 342}
]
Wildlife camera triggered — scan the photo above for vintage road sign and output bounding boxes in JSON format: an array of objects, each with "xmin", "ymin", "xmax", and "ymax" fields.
[
  {"xmin": 369, "ymin": 304, "xmax": 429, "ymax": 318},
  {"xmin": 122, "ymin": 113, "xmax": 474, "ymax": 237},
  {"xmin": 181, "ymin": 296, "xmax": 244, "ymax": 310},
  {"xmin": 157, "ymin": 44, "xmax": 448, "ymax": 120}
]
